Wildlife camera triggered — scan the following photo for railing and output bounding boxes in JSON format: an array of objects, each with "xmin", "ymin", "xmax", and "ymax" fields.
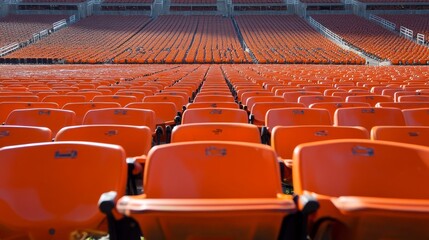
[
  {"xmin": 400, "ymin": 26, "xmax": 413, "ymax": 39},
  {"xmin": 308, "ymin": 16, "xmax": 344, "ymax": 45},
  {"xmin": 69, "ymin": 15, "xmax": 76, "ymax": 24},
  {"xmin": 417, "ymin": 33, "xmax": 425, "ymax": 45},
  {"xmin": 53, "ymin": 19, "xmax": 67, "ymax": 32},
  {"xmin": 369, "ymin": 14, "xmax": 396, "ymax": 31},
  {"xmin": 0, "ymin": 43, "xmax": 19, "ymax": 57}
]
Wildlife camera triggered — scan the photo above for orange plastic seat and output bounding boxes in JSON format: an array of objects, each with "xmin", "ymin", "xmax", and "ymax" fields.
[
  {"xmin": 250, "ymin": 102, "xmax": 305, "ymax": 126},
  {"xmin": 398, "ymin": 95, "xmax": 429, "ymax": 102},
  {"xmin": 375, "ymin": 102, "xmax": 429, "ymax": 109},
  {"xmin": 0, "ymin": 125, "xmax": 52, "ymax": 148},
  {"xmin": 0, "ymin": 141, "xmax": 127, "ymax": 240},
  {"xmin": 182, "ymin": 108, "xmax": 248, "ymax": 124},
  {"xmin": 283, "ymin": 91, "xmax": 322, "ymax": 102},
  {"xmin": 82, "ymin": 108, "xmax": 156, "ymax": 132},
  {"xmin": 0, "ymin": 95, "xmax": 39, "ymax": 102},
  {"xmin": 125, "ymin": 102, "xmax": 178, "ymax": 126},
  {"xmin": 271, "ymin": 125, "xmax": 368, "ymax": 183},
  {"xmin": 143, "ymin": 95, "xmax": 187, "ymax": 113},
  {"xmin": 62, "ymin": 102, "xmax": 122, "ymax": 124},
  {"xmin": 0, "ymin": 102, "xmax": 59, "ymax": 123},
  {"xmin": 266, "ymin": 108, "xmax": 332, "ymax": 132},
  {"xmin": 403, "ymin": 108, "xmax": 429, "ymax": 126},
  {"xmin": 92, "ymin": 95, "xmax": 138, "ymax": 107},
  {"xmin": 171, "ymin": 123, "xmax": 261, "ymax": 143},
  {"xmin": 293, "ymin": 139, "xmax": 429, "ymax": 240},
  {"xmin": 245, "ymin": 96, "xmax": 284, "ymax": 111},
  {"xmin": 272, "ymin": 125, "xmax": 369, "ymax": 161},
  {"xmin": 371, "ymin": 126, "xmax": 429, "ymax": 147},
  {"xmin": 193, "ymin": 95, "xmax": 235, "ymax": 103},
  {"xmin": 102, "ymin": 141, "xmax": 308, "ymax": 239},
  {"xmin": 345, "ymin": 95, "xmax": 393, "ymax": 107},
  {"xmin": 5, "ymin": 108, "xmax": 76, "ymax": 136},
  {"xmin": 42, "ymin": 95, "xmax": 87, "ymax": 108},
  {"xmin": 334, "ymin": 107, "xmax": 405, "ymax": 131},
  {"xmin": 309, "ymin": 102, "xmax": 371, "ymax": 121},
  {"xmin": 55, "ymin": 125, "xmax": 152, "ymax": 158},
  {"xmin": 297, "ymin": 95, "xmax": 343, "ymax": 107},
  {"xmin": 186, "ymin": 102, "xmax": 240, "ymax": 109}
]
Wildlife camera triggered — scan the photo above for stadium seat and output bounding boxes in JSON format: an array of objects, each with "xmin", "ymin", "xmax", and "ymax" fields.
[
  {"xmin": 293, "ymin": 139, "xmax": 429, "ymax": 240},
  {"xmin": 0, "ymin": 141, "xmax": 127, "ymax": 240},
  {"xmin": 403, "ymin": 108, "xmax": 429, "ymax": 126},
  {"xmin": 171, "ymin": 122, "xmax": 261, "ymax": 143},
  {"xmin": 334, "ymin": 107, "xmax": 405, "ymax": 131},
  {"xmin": 55, "ymin": 125, "xmax": 152, "ymax": 158},
  {"xmin": 0, "ymin": 101, "xmax": 59, "ymax": 123},
  {"xmin": 82, "ymin": 108, "xmax": 156, "ymax": 132},
  {"xmin": 249, "ymin": 102, "xmax": 305, "ymax": 126},
  {"xmin": 5, "ymin": 108, "xmax": 76, "ymax": 136},
  {"xmin": 62, "ymin": 102, "xmax": 122, "ymax": 124},
  {"xmin": 100, "ymin": 141, "xmax": 318, "ymax": 239},
  {"xmin": 182, "ymin": 108, "xmax": 248, "ymax": 124},
  {"xmin": 371, "ymin": 126, "xmax": 429, "ymax": 147},
  {"xmin": 0, "ymin": 125, "xmax": 52, "ymax": 147}
]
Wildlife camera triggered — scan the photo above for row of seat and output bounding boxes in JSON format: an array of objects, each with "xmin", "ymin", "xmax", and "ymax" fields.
[{"xmin": 1, "ymin": 134, "xmax": 428, "ymax": 239}]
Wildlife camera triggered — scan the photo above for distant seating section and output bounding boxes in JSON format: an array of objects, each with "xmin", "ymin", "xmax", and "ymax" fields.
[
  {"xmin": 235, "ymin": 15, "xmax": 365, "ymax": 64},
  {"xmin": 379, "ymin": 14, "xmax": 429, "ymax": 38},
  {"xmin": 0, "ymin": 14, "xmax": 68, "ymax": 48},
  {"xmin": 6, "ymin": 15, "xmax": 151, "ymax": 63},
  {"xmin": 113, "ymin": 15, "xmax": 250, "ymax": 63},
  {"xmin": 312, "ymin": 14, "xmax": 429, "ymax": 64}
]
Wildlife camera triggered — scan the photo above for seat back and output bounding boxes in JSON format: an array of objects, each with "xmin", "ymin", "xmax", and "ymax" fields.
[
  {"xmin": 56, "ymin": 125, "xmax": 152, "ymax": 157},
  {"xmin": 186, "ymin": 102, "xmax": 240, "ymax": 109},
  {"xmin": 293, "ymin": 139, "xmax": 429, "ymax": 198},
  {"xmin": 371, "ymin": 126, "xmax": 429, "ymax": 147},
  {"xmin": 193, "ymin": 95, "xmax": 235, "ymax": 103},
  {"xmin": 182, "ymin": 108, "xmax": 248, "ymax": 124},
  {"xmin": 42, "ymin": 95, "xmax": 87, "ymax": 108},
  {"xmin": 298, "ymin": 95, "xmax": 343, "ymax": 107},
  {"xmin": 403, "ymin": 108, "xmax": 429, "ymax": 126},
  {"xmin": 0, "ymin": 102, "xmax": 59, "ymax": 123},
  {"xmin": 266, "ymin": 108, "xmax": 332, "ymax": 131},
  {"xmin": 345, "ymin": 95, "xmax": 393, "ymax": 107},
  {"xmin": 272, "ymin": 126, "xmax": 368, "ymax": 160},
  {"xmin": 143, "ymin": 95, "xmax": 186, "ymax": 112},
  {"xmin": 250, "ymin": 102, "xmax": 305, "ymax": 126},
  {"xmin": 171, "ymin": 123, "xmax": 261, "ymax": 143},
  {"xmin": 334, "ymin": 107, "xmax": 405, "ymax": 131},
  {"xmin": 375, "ymin": 102, "xmax": 429, "ymax": 109},
  {"xmin": 0, "ymin": 125, "xmax": 52, "ymax": 148},
  {"xmin": 5, "ymin": 108, "xmax": 76, "ymax": 136},
  {"xmin": 125, "ymin": 102, "xmax": 177, "ymax": 125},
  {"xmin": 92, "ymin": 95, "xmax": 138, "ymax": 107},
  {"xmin": 245, "ymin": 96, "xmax": 284, "ymax": 110},
  {"xmin": 82, "ymin": 108, "xmax": 156, "ymax": 132},
  {"xmin": 309, "ymin": 102, "xmax": 371, "ymax": 121},
  {"xmin": 0, "ymin": 141, "xmax": 126, "ymax": 240},
  {"xmin": 144, "ymin": 141, "xmax": 282, "ymax": 198},
  {"xmin": 62, "ymin": 102, "xmax": 121, "ymax": 124}
]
